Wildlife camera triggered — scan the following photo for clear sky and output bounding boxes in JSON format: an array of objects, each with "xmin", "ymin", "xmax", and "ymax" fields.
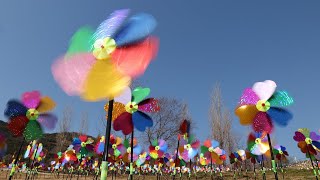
[{"xmin": 1, "ymin": 1, "xmax": 319, "ymax": 160}]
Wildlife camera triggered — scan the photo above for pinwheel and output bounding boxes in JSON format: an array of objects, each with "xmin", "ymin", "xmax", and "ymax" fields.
[
  {"xmin": 293, "ymin": 128, "xmax": 320, "ymax": 155},
  {"xmin": 24, "ymin": 141, "xmax": 37, "ymax": 159},
  {"xmin": 229, "ymin": 152, "xmax": 241, "ymax": 165},
  {"xmin": 273, "ymin": 145, "xmax": 289, "ymax": 161},
  {"xmin": 235, "ymin": 80, "xmax": 294, "ymax": 133},
  {"xmin": 122, "ymin": 138, "xmax": 142, "ymax": 163},
  {"xmin": 94, "ymin": 136, "xmax": 105, "ymax": 155},
  {"xmin": 178, "ymin": 134, "xmax": 200, "ymax": 162},
  {"xmin": 112, "ymin": 87, "xmax": 160, "ymax": 135},
  {"xmin": 247, "ymin": 132, "xmax": 269, "ymax": 155},
  {"xmin": 199, "ymin": 154, "xmax": 210, "ymax": 166},
  {"xmin": 0, "ymin": 133, "xmax": 7, "ymax": 159},
  {"xmin": 109, "ymin": 135, "xmax": 126, "ymax": 160},
  {"xmin": 51, "ymin": 9, "xmax": 159, "ymax": 101},
  {"xmin": 72, "ymin": 135, "xmax": 95, "ymax": 159},
  {"xmin": 5, "ymin": 91, "xmax": 57, "ymax": 141},
  {"xmin": 64, "ymin": 147, "xmax": 78, "ymax": 164},
  {"xmin": 149, "ymin": 139, "xmax": 168, "ymax": 160},
  {"xmin": 201, "ymin": 139, "xmax": 224, "ymax": 165},
  {"xmin": 53, "ymin": 152, "xmax": 63, "ymax": 164},
  {"xmin": 136, "ymin": 152, "xmax": 147, "ymax": 167}
]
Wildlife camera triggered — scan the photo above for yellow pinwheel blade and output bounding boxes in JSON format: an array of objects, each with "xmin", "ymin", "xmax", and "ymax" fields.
[
  {"xmin": 37, "ymin": 96, "xmax": 56, "ymax": 113},
  {"xmin": 82, "ymin": 60, "xmax": 131, "ymax": 101},
  {"xmin": 104, "ymin": 102, "xmax": 126, "ymax": 122},
  {"xmin": 235, "ymin": 105, "xmax": 259, "ymax": 125}
]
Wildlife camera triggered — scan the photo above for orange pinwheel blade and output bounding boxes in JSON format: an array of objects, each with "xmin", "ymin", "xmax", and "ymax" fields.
[
  {"xmin": 104, "ymin": 102, "xmax": 126, "ymax": 121},
  {"xmin": 82, "ymin": 60, "xmax": 131, "ymax": 101},
  {"xmin": 37, "ymin": 96, "xmax": 56, "ymax": 113},
  {"xmin": 235, "ymin": 105, "xmax": 259, "ymax": 125}
]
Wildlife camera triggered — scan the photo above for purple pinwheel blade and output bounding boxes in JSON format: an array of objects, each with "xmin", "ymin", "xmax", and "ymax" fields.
[
  {"xmin": 114, "ymin": 13, "xmax": 157, "ymax": 46},
  {"xmin": 310, "ymin": 131, "xmax": 320, "ymax": 141},
  {"xmin": 38, "ymin": 114, "xmax": 58, "ymax": 130},
  {"xmin": 132, "ymin": 111, "xmax": 153, "ymax": 132},
  {"xmin": 239, "ymin": 88, "xmax": 259, "ymax": 106},
  {"xmin": 138, "ymin": 98, "xmax": 160, "ymax": 113},
  {"xmin": 267, "ymin": 107, "xmax": 293, "ymax": 127},
  {"xmin": 4, "ymin": 100, "xmax": 28, "ymax": 118},
  {"xmin": 293, "ymin": 131, "xmax": 306, "ymax": 142}
]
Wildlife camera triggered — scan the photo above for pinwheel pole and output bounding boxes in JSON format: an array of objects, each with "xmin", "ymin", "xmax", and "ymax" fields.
[
  {"xmin": 101, "ymin": 100, "xmax": 114, "ymax": 180},
  {"xmin": 267, "ymin": 133, "xmax": 279, "ymax": 180},
  {"xmin": 279, "ymin": 156, "xmax": 284, "ymax": 180},
  {"xmin": 306, "ymin": 145, "xmax": 319, "ymax": 180},
  {"xmin": 261, "ymin": 155, "xmax": 266, "ymax": 180},
  {"xmin": 9, "ymin": 138, "xmax": 24, "ymax": 180},
  {"xmin": 173, "ymin": 135, "xmax": 180, "ymax": 180},
  {"xmin": 129, "ymin": 129, "xmax": 135, "ymax": 180}
]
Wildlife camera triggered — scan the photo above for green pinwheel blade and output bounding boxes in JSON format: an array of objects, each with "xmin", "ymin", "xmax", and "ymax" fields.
[
  {"xmin": 181, "ymin": 159, "xmax": 186, "ymax": 166},
  {"xmin": 80, "ymin": 147, "xmax": 88, "ymax": 156},
  {"xmin": 298, "ymin": 128, "xmax": 310, "ymax": 138},
  {"xmin": 114, "ymin": 149, "xmax": 121, "ymax": 157},
  {"xmin": 124, "ymin": 139, "xmax": 130, "ymax": 148},
  {"xmin": 66, "ymin": 26, "xmax": 95, "ymax": 56},
  {"xmin": 132, "ymin": 87, "xmax": 150, "ymax": 104},
  {"xmin": 23, "ymin": 121, "xmax": 43, "ymax": 141},
  {"xmin": 247, "ymin": 141, "xmax": 255, "ymax": 151},
  {"xmin": 273, "ymin": 149, "xmax": 279, "ymax": 155},
  {"xmin": 269, "ymin": 91, "xmax": 294, "ymax": 107},
  {"xmin": 200, "ymin": 146, "xmax": 209, "ymax": 154},
  {"xmin": 188, "ymin": 134, "xmax": 195, "ymax": 144},
  {"xmin": 151, "ymin": 139, "xmax": 158, "ymax": 147}
]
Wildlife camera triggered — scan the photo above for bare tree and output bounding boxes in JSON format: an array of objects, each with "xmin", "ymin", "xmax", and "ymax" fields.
[
  {"xmin": 56, "ymin": 106, "xmax": 72, "ymax": 152},
  {"xmin": 79, "ymin": 111, "xmax": 89, "ymax": 135},
  {"xmin": 140, "ymin": 97, "xmax": 193, "ymax": 151},
  {"xmin": 209, "ymin": 84, "xmax": 238, "ymax": 157}
]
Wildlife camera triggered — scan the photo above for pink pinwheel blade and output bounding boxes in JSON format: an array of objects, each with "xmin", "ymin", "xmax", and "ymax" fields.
[
  {"xmin": 310, "ymin": 131, "xmax": 320, "ymax": 141},
  {"xmin": 22, "ymin": 91, "xmax": 41, "ymax": 109},
  {"xmin": 51, "ymin": 53, "xmax": 96, "ymax": 96},
  {"xmin": 239, "ymin": 88, "xmax": 259, "ymax": 106},
  {"xmin": 158, "ymin": 139, "xmax": 165, "ymax": 147},
  {"xmin": 191, "ymin": 140, "xmax": 200, "ymax": 149},
  {"xmin": 138, "ymin": 98, "xmax": 160, "ymax": 113},
  {"xmin": 252, "ymin": 112, "xmax": 273, "ymax": 133},
  {"xmin": 111, "ymin": 36, "xmax": 159, "ymax": 78},
  {"xmin": 293, "ymin": 131, "xmax": 306, "ymax": 142},
  {"xmin": 38, "ymin": 114, "xmax": 58, "ymax": 130}
]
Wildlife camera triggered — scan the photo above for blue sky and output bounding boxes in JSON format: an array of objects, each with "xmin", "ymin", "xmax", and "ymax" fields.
[{"xmin": 1, "ymin": 1, "xmax": 320, "ymax": 160}]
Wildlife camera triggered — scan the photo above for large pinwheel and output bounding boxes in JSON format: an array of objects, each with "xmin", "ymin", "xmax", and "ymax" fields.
[
  {"xmin": 247, "ymin": 132, "xmax": 269, "ymax": 155},
  {"xmin": 293, "ymin": 128, "xmax": 320, "ymax": 155},
  {"xmin": 178, "ymin": 135, "xmax": 200, "ymax": 162},
  {"xmin": 235, "ymin": 80, "xmax": 294, "ymax": 133},
  {"xmin": 72, "ymin": 135, "xmax": 95, "ymax": 159},
  {"xmin": 112, "ymin": 87, "xmax": 160, "ymax": 135},
  {"xmin": 52, "ymin": 9, "xmax": 159, "ymax": 101},
  {"xmin": 273, "ymin": 145, "xmax": 289, "ymax": 161},
  {"xmin": 5, "ymin": 91, "xmax": 57, "ymax": 141},
  {"xmin": 201, "ymin": 140, "xmax": 223, "ymax": 165},
  {"xmin": 149, "ymin": 139, "xmax": 168, "ymax": 160}
]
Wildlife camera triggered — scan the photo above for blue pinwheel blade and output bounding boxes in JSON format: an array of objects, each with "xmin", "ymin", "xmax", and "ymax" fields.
[
  {"xmin": 211, "ymin": 140, "xmax": 219, "ymax": 148},
  {"xmin": 160, "ymin": 143, "xmax": 168, "ymax": 153},
  {"xmin": 267, "ymin": 107, "xmax": 293, "ymax": 127},
  {"xmin": 281, "ymin": 146, "xmax": 286, "ymax": 151},
  {"xmin": 132, "ymin": 111, "xmax": 153, "ymax": 132},
  {"xmin": 114, "ymin": 13, "xmax": 157, "ymax": 46},
  {"xmin": 4, "ymin": 100, "xmax": 28, "ymax": 118},
  {"xmin": 312, "ymin": 141, "xmax": 320, "ymax": 149},
  {"xmin": 72, "ymin": 138, "xmax": 81, "ymax": 146},
  {"xmin": 133, "ymin": 145, "xmax": 142, "ymax": 155}
]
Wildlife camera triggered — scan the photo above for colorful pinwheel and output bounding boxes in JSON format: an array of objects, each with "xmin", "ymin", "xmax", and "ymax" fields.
[
  {"xmin": 109, "ymin": 135, "xmax": 126, "ymax": 158},
  {"xmin": 229, "ymin": 152, "xmax": 241, "ymax": 165},
  {"xmin": 201, "ymin": 140, "xmax": 224, "ymax": 165},
  {"xmin": 52, "ymin": 9, "xmax": 159, "ymax": 101},
  {"xmin": 112, "ymin": 87, "xmax": 160, "ymax": 135},
  {"xmin": 237, "ymin": 149, "xmax": 247, "ymax": 161},
  {"xmin": 199, "ymin": 153, "xmax": 210, "ymax": 166},
  {"xmin": 122, "ymin": 138, "xmax": 142, "ymax": 163},
  {"xmin": 94, "ymin": 136, "xmax": 105, "ymax": 155},
  {"xmin": 273, "ymin": 145, "xmax": 289, "ymax": 161},
  {"xmin": 5, "ymin": 91, "xmax": 57, "ymax": 141},
  {"xmin": 0, "ymin": 133, "xmax": 7, "ymax": 158},
  {"xmin": 293, "ymin": 128, "xmax": 320, "ymax": 155},
  {"xmin": 247, "ymin": 132, "xmax": 269, "ymax": 155},
  {"xmin": 178, "ymin": 135, "xmax": 200, "ymax": 162},
  {"xmin": 149, "ymin": 139, "xmax": 168, "ymax": 160},
  {"xmin": 235, "ymin": 80, "xmax": 294, "ymax": 133},
  {"xmin": 136, "ymin": 152, "xmax": 147, "ymax": 167},
  {"xmin": 72, "ymin": 135, "xmax": 95, "ymax": 159}
]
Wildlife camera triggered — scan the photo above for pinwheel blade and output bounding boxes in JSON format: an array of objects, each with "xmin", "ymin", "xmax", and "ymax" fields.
[
  {"xmin": 293, "ymin": 131, "xmax": 306, "ymax": 142},
  {"xmin": 269, "ymin": 91, "xmax": 294, "ymax": 107},
  {"xmin": 37, "ymin": 96, "xmax": 56, "ymax": 113},
  {"xmin": 23, "ymin": 121, "xmax": 43, "ymax": 141},
  {"xmin": 114, "ymin": 13, "xmax": 157, "ymax": 46},
  {"xmin": 252, "ymin": 112, "xmax": 273, "ymax": 133},
  {"xmin": 132, "ymin": 87, "xmax": 150, "ymax": 104},
  {"xmin": 298, "ymin": 128, "xmax": 310, "ymax": 138},
  {"xmin": 132, "ymin": 111, "xmax": 153, "ymax": 132},
  {"xmin": 113, "ymin": 112, "xmax": 133, "ymax": 135},
  {"xmin": 239, "ymin": 88, "xmax": 259, "ymax": 106},
  {"xmin": 310, "ymin": 132, "xmax": 320, "ymax": 141},
  {"xmin": 67, "ymin": 27, "xmax": 95, "ymax": 55},
  {"xmin": 112, "ymin": 36, "xmax": 159, "ymax": 78},
  {"xmin": 252, "ymin": 80, "xmax": 277, "ymax": 100},
  {"xmin": 114, "ymin": 87, "xmax": 132, "ymax": 105},
  {"xmin": 104, "ymin": 102, "xmax": 126, "ymax": 121},
  {"xmin": 22, "ymin": 91, "xmax": 41, "ymax": 109},
  {"xmin": 4, "ymin": 100, "xmax": 28, "ymax": 118},
  {"xmin": 7, "ymin": 116, "xmax": 29, "ymax": 137},
  {"xmin": 235, "ymin": 105, "xmax": 259, "ymax": 125},
  {"xmin": 138, "ymin": 98, "xmax": 160, "ymax": 113},
  {"xmin": 267, "ymin": 107, "xmax": 293, "ymax": 127},
  {"xmin": 38, "ymin": 114, "xmax": 58, "ymax": 130}
]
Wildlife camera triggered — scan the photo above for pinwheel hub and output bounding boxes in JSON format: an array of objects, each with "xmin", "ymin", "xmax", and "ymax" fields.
[
  {"xmin": 155, "ymin": 146, "xmax": 160, "ymax": 151},
  {"xmin": 93, "ymin": 37, "xmax": 116, "ymax": 60},
  {"xmin": 125, "ymin": 102, "xmax": 138, "ymax": 114},
  {"xmin": 100, "ymin": 136, "xmax": 105, "ymax": 142},
  {"xmin": 305, "ymin": 137, "xmax": 312, "ymax": 144},
  {"xmin": 81, "ymin": 142, "xmax": 86, "ymax": 147},
  {"xmin": 184, "ymin": 144, "xmax": 191, "ymax": 150},
  {"xmin": 26, "ymin": 109, "xmax": 39, "ymax": 120},
  {"xmin": 112, "ymin": 144, "xmax": 117, "ymax": 149},
  {"xmin": 208, "ymin": 147, "xmax": 214, "ymax": 152},
  {"xmin": 279, "ymin": 150, "xmax": 283, "ymax": 154},
  {"xmin": 256, "ymin": 100, "xmax": 270, "ymax": 112},
  {"xmin": 255, "ymin": 138, "xmax": 262, "ymax": 144}
]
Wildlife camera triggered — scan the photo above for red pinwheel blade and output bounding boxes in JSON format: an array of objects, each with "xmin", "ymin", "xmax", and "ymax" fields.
[
  {"xmin": 138, "ymin": 98, "xmax": 160, "ymax": 113},
  {"xmin": 179, "ymin": 120, "xmax": 190, "ymax": 135},
  {"xmin": 113, "ymin": 112, "xmax": 133, "ymax": 135},
  {"xmin": 7, "ymin": 116, "xmax": 29, "ymax": 137},
  {"xmin": 79, "ymin": 135, "xmax": 87, "ymax": 142},
  {"xmin": 252, "ymin": 112, "xmax": 273, "ymax": 134},
  {"xmin": 293, "ymin": 131, "xmax": 306, "ymax": 142},
  {"xmin": 111, "ymin": 36, "xmax": 159, "ymax": 78}
]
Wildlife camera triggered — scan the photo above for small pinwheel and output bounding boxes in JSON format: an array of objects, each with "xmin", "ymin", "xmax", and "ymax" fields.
[
  {"xmin": 112, "ymin": 87, "xmax": 160, "ymax": 135},
  {"xmin": 94, "ymin": 136, "xmax": 105, "ymax": 155},
  {"xmin": 293, "ymin": 128, "xmax": 320, "ymax": 155},
  {"xmin": 164, "ymin": 153, "xmax": 175, "ymax": 167},
  {"xmin": 52, "ymin": 9, "xmax": 159, "ymax": 101},
  {"xmin": 5, "ymin": 91, "xmax": 57, "ymax": 141},
  {"xmin": 178, "ymin": 135, "xmax": 200, "ymax": 162},
  {"xmin": 235, "ymin": 80, "xmax": 294, "ymax": 133},
  {"xmin": 273, "ymin": 145, "xmax": 289, "ymax": 161},
  {"xmin": 0, "ymin": 133, "xmax": 7, "ymax": 158},
  {"xmin": 53, "ymin": 152, "xmax": 63, "ymax": 164},
  {"xmin": 229, "ymin": 152, "xmax": 241, "ymax": 164},
  {"xmin": 247, "ymin": 132, "xmax": 269, "ymax": 155},
  {"xmin": 122, "ymin": 138, "xmax": 142, "ymax": 163},
  {"xmin": 109, "ymin": 135, "xmax": 126, "ymax": 158},
  {"xmin": 199, "ymin": 153, "xmax": 210, "ymax": 166},
  {"xmin": 72, "ymin": 135, "xmax": 95, "ymax": 159},
  {"xmin": 149, "ymin": 139, "xmax": 168, "ymax": 160},
  {"xmin": 64, "ymin": 146, "xmax": 78, "ymax": 164},
  {"xmin": 201, "ymin": 140, "xmax": 223, "ymax": 164},
  {"xmin": 237, "ymin": 149, "xmax": 247, "ymax": 161},
  {"xmin": 136, "ymin": 152, "xmax": 147, "ymax": 167}
]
